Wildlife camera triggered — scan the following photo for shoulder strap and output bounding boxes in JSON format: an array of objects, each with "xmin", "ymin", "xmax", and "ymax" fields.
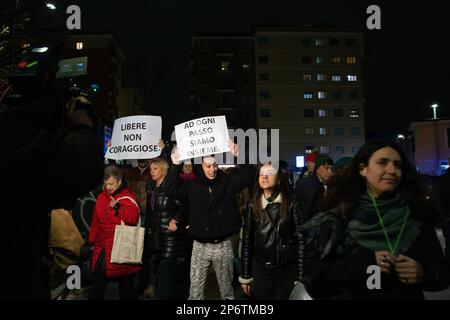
[
  {"xmin": 116, "ymin": 196, "xmax": 140, "ymax": 213},
  {"xmin": 115, "ymin": 196, "xmax": 141, "ymax": 226}
]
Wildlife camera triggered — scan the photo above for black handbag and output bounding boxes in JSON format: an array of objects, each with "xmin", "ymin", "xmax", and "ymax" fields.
[{"xmin": 79, "ymin": 243, "xmax": 94, "ymax": 287}]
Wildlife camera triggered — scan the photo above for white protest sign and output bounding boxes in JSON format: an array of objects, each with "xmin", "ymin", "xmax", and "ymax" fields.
[
  {"xmin": 105, "ymin": 115, "xmax": 162, "ymax": 160},
  {"xmin": 175, "ymin": 116, "xmax": 230, "ymax": 161}
]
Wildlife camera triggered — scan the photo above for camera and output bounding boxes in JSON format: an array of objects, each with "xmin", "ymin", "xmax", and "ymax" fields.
[{"xmin": 2, "ymin": 41, "xmax": 99, "ymax": 132}]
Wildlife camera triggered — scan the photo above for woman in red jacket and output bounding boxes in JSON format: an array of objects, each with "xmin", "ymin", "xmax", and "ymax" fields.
[{"xmin": 88, "ymin": 165, "xmax": 141, "ymax": 300}]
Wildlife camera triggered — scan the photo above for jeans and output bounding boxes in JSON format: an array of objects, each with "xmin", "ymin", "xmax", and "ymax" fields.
[
  {"xmin": 252, "ymin": 261, "xmax": 296, "ymax": 300},
  {"xmin": 155, "ymin": 257, "xmax": 176, "ymax": 300}
]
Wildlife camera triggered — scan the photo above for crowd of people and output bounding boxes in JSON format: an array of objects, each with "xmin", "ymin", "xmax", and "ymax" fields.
[
  {"xmin": 3, "ymin": 110, "xmax": 450, "ymax": 300},
  {"xmin": 79, "ymin": 139, "xmax": 450, "ymax": 300}
]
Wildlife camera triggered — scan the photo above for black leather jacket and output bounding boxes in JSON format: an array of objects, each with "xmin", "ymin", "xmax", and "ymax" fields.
[
  {"xmin": 146, "ymin": 179, "xmax": 186, "ymax": 258},
  {"xmin": 240, "ymin": 197, "xmax": 304, "ymax": 281}
]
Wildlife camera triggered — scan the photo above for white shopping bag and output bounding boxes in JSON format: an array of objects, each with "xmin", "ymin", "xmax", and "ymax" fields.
[{"xmin": 110, "ymin": 196, "xmax": 144, "ymax": 265}]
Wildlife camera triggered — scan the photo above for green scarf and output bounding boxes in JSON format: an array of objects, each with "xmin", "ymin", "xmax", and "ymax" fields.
[{"xmin": 347, "ymin": 193, "xmax": 421, "ymax": 255}]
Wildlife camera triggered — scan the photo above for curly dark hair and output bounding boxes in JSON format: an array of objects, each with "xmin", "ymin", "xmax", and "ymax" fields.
[
  {"xmin": 323, "ymin": 140, "xmax": 436, "ymax": 222},
  {"xmin": 252, "ymin": 163, "xmax": 292, "ymax": 219}
]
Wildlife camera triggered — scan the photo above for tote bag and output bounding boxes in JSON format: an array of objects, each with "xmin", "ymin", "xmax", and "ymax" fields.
[{"xmin": 110, "ymin": 196, "xmax": 145, "ymax": 264}]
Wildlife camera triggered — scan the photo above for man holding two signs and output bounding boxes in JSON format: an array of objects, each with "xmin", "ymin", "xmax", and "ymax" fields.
[{"xmin": 166, "ymin": 116, "xmax": 255, "ymax": 300}]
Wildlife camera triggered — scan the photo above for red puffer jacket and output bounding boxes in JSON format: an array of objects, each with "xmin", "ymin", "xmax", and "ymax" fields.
[{"xmin": 89, "ymin": 187, "xmax": 142, "ymax": 278}]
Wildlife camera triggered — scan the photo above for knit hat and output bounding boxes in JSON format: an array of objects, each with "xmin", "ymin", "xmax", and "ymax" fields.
[
  {"xmin": 306, "ymin": 153, "xmax": 318, "ymax": 163},
  {"xmin": 315, "ymin": 154, "xmax": 333, "ymax": 168},
  {"xmin": 333, "ymin": 157, "xmax": 352, "ymax": 173}
]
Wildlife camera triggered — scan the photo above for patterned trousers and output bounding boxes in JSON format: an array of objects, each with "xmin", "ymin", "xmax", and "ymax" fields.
[{"xmin": 188, "ymin": 239, "xmax": 235, "ymax": 300}]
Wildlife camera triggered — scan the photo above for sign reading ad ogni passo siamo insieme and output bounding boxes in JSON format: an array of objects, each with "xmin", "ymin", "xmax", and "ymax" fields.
[
  {"xmin": 175, "ymin": 116, "xmax": 231, "ymax": 161},
  {"xmin": 106, "ymin": 115, "xmax": 162, "ymax": 160}
]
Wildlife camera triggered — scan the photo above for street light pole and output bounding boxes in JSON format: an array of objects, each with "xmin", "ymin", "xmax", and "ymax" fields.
[
  {"xmin": 431, "ymin": 104, "xmax": 438, "ymax": 120},
  {"xmin": 430, "ymin": 104, "xmax": 439, "ymax": 174}
]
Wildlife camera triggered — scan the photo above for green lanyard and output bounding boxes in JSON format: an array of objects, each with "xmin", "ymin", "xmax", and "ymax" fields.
[{"xmin": 368, "ymin": 192, "xmax": 410, "ymax": 256}]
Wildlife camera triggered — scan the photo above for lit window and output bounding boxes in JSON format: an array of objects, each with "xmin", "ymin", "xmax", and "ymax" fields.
[
  {"xmin": 319, "ymin": 109, "xmax": 328, "ymax": 117},
  {"xmin": 220, "ymin": 61, "xmax": 230, "ymax": 71},
  {"xmin": 305, "ymin": 127, "xmax": 315, "ymax": 135},
  {"xmin": 332, "ymin": 75, "xmax": 341, "ymax": 82},
  {"xmin": 347, "ymin": 57, "xmax": 357, "ymax": 64},
  {"xmin": 304, "ymin": 92, "xmax": 314, "ymax": 99},
  {"xmin": 318, "ymin": 91, "xmax": 327, "ymax": 99},
  {"xmin": 303, "ymin": 74, "xmax": 312, "ymax": 82},
  {"xmin": 320, "ymin": 146, "xmax": 330, "ymax": 154},
  {"xmin": 317, "ymin": 74, "xmax": 326, "ymax": 81},
  {"xmin": 314, "ymin": 39, "xmax": 325, "ymax": 46},
  {"xmin": 76, "ymin": 42, "xmax": 83, "ymax": 50},
  {"xmin": 316, "ymin": 56, "xmax": 324, "ymax": 64},
  {"xmin": 319, "ymin": 128, "xmax": 328, "ymax": 135},
  {"xmin": 331, "ymin": 56, "xmax": 341, "ymax": 63},
  {"xmin": 347, "ymin": 75, "xmax": 357, "ymax": 82},
  {"xmin": 305, "ymin": 146, "xmax": 316, "ymax": 154},
  {"xmin": 350, "ymin": 109, "xmax": 360, "ymax": 118}
]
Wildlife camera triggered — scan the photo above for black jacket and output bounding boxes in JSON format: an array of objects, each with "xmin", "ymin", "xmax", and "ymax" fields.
[
  {"xmin": 0, "ymin": 108, "xmax": 103, "ymax": 299},
  {"xmin": 165, "ymin": 164, "xmax": 254, "ymax": 239},
  {"xmin": 240, "ymin": 197, "xmax": 304, "ymax": 281},
  {"xmin": 295, "ymin": 174, "xmax": 324, "ymax": 221},
  {"xmin": 146, "ymin": 180, "xmax": 186, "ymax": 258}
]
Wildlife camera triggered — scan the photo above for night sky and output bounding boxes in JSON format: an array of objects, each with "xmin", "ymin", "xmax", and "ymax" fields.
[{"xmin": 19, "ymin": 0, "xmax": 450, "ymax": 139}]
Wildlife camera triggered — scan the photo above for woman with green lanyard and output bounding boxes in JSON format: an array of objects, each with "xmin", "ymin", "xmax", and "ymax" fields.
[{"xmin": 302, "ymin": 140, "xmax": 450, "ymax": 299}]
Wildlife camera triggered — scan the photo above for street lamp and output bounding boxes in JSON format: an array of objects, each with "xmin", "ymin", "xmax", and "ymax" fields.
[
  {"xmin": 397, "ymin": 134, "xmax": 405, "ymax": 140},
  {"xmin": 46, "ymin": 3, "xmax": 56, "ymax": 10},
  {"xmin": 431, "ymin": 104, "xmax": 438, "ymax": 120}
]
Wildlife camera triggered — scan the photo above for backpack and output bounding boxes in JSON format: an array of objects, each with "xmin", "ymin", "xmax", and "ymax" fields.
[{"xmin": 298, "ymin": 208, "xmax": 346, "ymax": 288}]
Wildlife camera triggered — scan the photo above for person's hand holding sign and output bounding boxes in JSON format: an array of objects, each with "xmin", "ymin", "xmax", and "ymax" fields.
[
  {"xmin": 158, "ymin": 139, "xmax": 165, "ymax": 151},
  {"xmin": 228, "ymin": 140, "xmax": 239, "ymax": 157},
  {"xmin": 171, "ymin": 146, "xmax": 181, "ymax": 165}
]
